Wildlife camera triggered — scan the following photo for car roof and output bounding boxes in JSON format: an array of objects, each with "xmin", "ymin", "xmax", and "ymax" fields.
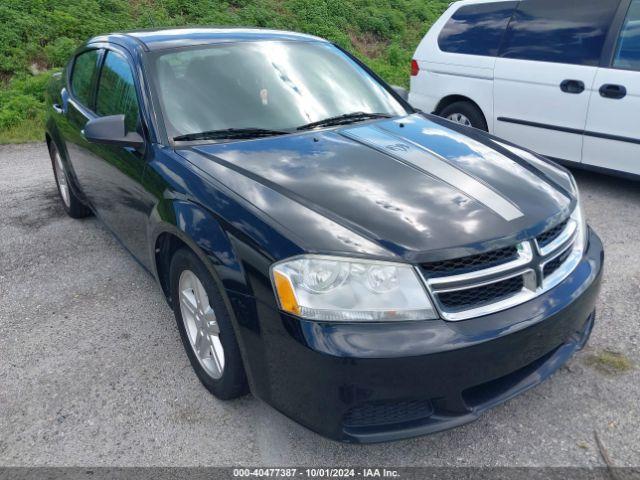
[{"xmin": 87, "ymin": 27, "xmax": 326, "ymax": 52}]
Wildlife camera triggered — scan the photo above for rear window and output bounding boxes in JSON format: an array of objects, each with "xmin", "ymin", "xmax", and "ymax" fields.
[
  {"xmin": 614, "ymin": 0, "xmax": 640, "ymax": 70},
  {"xmin": 438, "ymin": 2, "xmax": 517, "ymax": 56},
  {"xmin": 71, "ymin": 49, "xmax": 100, "ymax": 107},
  {"xmin": 499, "ymin": 0, "xmax": 620, "ymax": 66}
]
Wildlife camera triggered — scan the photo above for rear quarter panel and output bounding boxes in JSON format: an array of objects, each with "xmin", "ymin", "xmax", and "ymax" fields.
[
  {"xmin": 409, "ymin": 0, "xmax": 497, "ymax": 130},
  {"xmin": 44, "ymin": 71, "xmax": 65, "ymax": 147}
]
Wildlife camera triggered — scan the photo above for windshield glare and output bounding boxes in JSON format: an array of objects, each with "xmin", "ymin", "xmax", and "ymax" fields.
[{"xmin": 153, "ymin": 41, "xmax": 408, "ymax": 140}]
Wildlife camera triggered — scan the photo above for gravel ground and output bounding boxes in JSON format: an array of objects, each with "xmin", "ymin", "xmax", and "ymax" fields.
[{"xmin": 0, "ymin": 143, "xmax": 638, "ymax": 467}]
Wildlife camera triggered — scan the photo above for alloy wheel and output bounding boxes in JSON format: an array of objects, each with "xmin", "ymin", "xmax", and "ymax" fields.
[
  {"xmin": 53, "ymin": 151, "xmax": 71, "ymax": 208},
  {"xmin": 178, "ymin": 270, "xmax": 225, "ymax": 379}
]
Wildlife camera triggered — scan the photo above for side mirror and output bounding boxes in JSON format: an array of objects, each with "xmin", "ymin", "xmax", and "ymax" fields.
[
  {"xmin": 83, "ymin": 114, "xmax": 144, "ymax": 149},
  {"xmin": 391, "ymin": 85, "xmax": 409, "ymax": 101}
]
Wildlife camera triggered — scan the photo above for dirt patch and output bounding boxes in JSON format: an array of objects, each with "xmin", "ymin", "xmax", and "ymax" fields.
[
  {"xmin": 6, "ymin": 187, "xmax": 67, "ymax": 231},
  {"xmin": 584, "ymin": 349, "xmax": 634, "ymax": 376},
  {"xmin": 348, "ymin": 31, "xmax": 389, "ymax": 58}
]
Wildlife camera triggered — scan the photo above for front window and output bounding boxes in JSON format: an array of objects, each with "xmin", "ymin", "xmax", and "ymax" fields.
[
  {"xmin": 152, "ymin": 41, "xmax": 408, "ymax": 141},
  {"xmin": 96, "ymin": 51, "xmax": 140, "ymax": 133},
  {"xmin": 614, "ymin": 0, "xmax": 640, "ymax": 71},
  {"xmin": 499, "ymin": 0, "xmax": 620, "ymax": 66}
]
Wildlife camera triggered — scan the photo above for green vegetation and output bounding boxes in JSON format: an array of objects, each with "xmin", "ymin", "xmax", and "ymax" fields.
[
  {"xmin": 584, "ymin": 349, "xmax": 634, "ymax": 376},
  {"xmin": 0, "ymin": 0, "xmax": 449, "ymax": 143}
]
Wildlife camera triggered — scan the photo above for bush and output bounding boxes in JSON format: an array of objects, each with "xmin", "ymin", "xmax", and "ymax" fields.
[
  {"xmin": 43, "ymin": 38, "xmax": 79, "ymax": 69},
  {"xmin": 0, "ymin": 92, "xmax": 43, "ymax": 130}
]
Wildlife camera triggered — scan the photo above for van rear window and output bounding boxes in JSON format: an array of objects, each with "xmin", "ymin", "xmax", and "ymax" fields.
[{"xmin": 438, "ymin": 2, "xmax": 517, "ymax": 57}]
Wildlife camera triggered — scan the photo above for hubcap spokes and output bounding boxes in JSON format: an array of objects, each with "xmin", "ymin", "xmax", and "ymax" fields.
[
  {"xmin": 179, "ymin": 270, "xmax": 225, "ymax": 379},
  {"xmin": 448, "ymin": 113, "xmax": 472, "ymax": 127},
  {"xmin": 54, "ymin": 152, "xmax": 71, "ymax": 207}
]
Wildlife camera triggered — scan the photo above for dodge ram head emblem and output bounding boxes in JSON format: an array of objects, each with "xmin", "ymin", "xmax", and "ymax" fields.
[{"xmin": 386, "ymin": 143, "xmax": 410, "ymax": 152}]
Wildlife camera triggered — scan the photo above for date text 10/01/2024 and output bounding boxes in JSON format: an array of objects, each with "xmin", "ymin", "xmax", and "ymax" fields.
[{"xmin": 232, "ymin": 468, "xmax": 400, "ymax": 477}]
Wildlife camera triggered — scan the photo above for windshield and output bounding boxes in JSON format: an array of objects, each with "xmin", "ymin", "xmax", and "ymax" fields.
[{"xmin": 152, "ymin": 40, "xmax": 409, "ymax": 140}]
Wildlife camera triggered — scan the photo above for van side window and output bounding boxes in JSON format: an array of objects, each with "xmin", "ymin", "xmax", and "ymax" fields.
[
  {"xmin": 614, "ymin": 0, "xmax": 640, "ymax": 70},
  {"xmin": 499, "ymin": 0, "xmax": 620, "ymax": 66},
  {"xmin": 96, "ymin": 51, "xmax": 140, "ymax": 133},
  {"xmin": 70, "ymin": 50, "xmax": 100, "ymax": 108},
  {"xmin": 438, "ymin": 2, "xmax": 517, "ymax": 56}
]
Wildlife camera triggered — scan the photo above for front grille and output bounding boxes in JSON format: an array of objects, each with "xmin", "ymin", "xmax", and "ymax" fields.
[
  {"xmin": 343, "ymin": 399, "xmax": 434, "ymax": 428},
  {"xmin": 421, "ymin": 245, "xmax": 519, "ymax": 277},
  {"xmin": 421, "ymin": 217, "xmax": 579, "ymax": 321},
  {"xmin": 438, "ymin": 275, "xmax": 524, "ymax": 310},
  {"xmin": 543, "ymin": 248, "xmax": 572, "ymax": 278},
  {"xmin": 536, "ymin": 219, "xmax": 569, "ymax": 249}
]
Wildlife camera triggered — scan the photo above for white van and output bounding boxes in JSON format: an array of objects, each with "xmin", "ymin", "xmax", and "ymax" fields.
[{"xmin": 409, "ymin": 0, "xmax": 640, "ymax": 177}]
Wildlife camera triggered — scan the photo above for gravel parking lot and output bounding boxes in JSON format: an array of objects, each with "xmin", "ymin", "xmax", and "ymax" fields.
[{"xmin": 0, "ymin": 143, "xmax": 638, "ymax": 467}]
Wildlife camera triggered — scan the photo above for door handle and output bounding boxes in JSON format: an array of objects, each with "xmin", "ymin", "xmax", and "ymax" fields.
[
  {"xmin": 599, "ymin": 84, "xmax": 626, "ymax": 99},
  {"xmin": 560, "ymin": 79, "xmax": 585, "ymax": 94},
  {"xmin": 52, "ymin": 103, "xmax": 64, "ymax": 114}
]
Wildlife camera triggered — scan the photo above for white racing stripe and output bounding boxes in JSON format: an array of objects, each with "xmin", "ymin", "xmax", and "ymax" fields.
[{"xmin": 341, "ymin": 125, "xmax": 524, "ymax": 222}]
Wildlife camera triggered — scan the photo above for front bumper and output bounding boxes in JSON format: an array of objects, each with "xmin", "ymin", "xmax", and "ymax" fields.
[{"xmin": 236, "ymin": 229, "xmax": 604, "ymax": 443}]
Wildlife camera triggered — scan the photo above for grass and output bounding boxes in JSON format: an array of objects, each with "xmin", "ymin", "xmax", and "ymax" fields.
[
  {"xmin": 584, "ymin": 349, "xmax": 634, "ymax": 376},
  {"xmin": 0, "ymin": 0, "xmax": 450, "ymax": 144},
  {"xmin": 0, "ymin": 119, "xmax": 44, "ymax": 144}
]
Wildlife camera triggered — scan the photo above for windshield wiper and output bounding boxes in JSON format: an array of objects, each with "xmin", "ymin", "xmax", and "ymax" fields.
[
  {"xmin": 173, "ymin": 128, "xmax": 289, "ymax": 142},
  {"xmin": 296, "ymin": 112, "xmax": 393, "ymax": 131}
]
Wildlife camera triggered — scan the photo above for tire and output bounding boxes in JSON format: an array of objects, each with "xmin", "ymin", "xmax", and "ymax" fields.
[
  {"xmin": 439, "ymin": 101, "xmax": 488, "ymax": 131},
  {"xmin": 49, "ymin": 142, "xmax": 92, "ymax": 218},
  {"xmin": 170, "ymin": 247, "xmax": 249, "ymax": 400}
]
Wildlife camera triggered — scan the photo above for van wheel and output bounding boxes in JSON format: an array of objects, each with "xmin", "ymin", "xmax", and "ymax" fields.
[
  {"xmin": 170, "ymin": 247, "xmax": 249, "ymax": 400},
  {"xmin": 439, "ymin": 101, "xmax": 488, "ymax": 131}
]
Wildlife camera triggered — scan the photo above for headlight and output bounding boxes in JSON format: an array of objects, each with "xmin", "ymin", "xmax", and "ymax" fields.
[
  {"xmin": 569, "ymin": 176, "xmax": 588, "ymax": 252},
  {"xmin": 271, "ymin": 256, "xmax": 437, "ymax": 321}
]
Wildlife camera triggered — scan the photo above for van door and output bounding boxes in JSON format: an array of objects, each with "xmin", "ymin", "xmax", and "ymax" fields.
[
  {"xmin": 583, "ymin": 0, "xmax": 640, "ymax": 175},
  {"xmin": 493, "ymin": 0, "xmax": 620, "ymax": 163}
]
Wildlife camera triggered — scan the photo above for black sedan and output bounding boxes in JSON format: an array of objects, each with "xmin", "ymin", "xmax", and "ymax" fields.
[{"xmin": 44, "ymin": 28, "xmax": 604, "ymax": 443}]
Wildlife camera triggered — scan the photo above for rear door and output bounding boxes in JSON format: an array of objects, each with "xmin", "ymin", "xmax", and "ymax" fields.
[
  {"xmin": 60, "ymin": 48, "xmax": 103, "ymax": 195},
  {"xmin": 493, "ymin": 0, "xmax": 621, "ymax": 163},
  {"xmin": 583, "ymin": 0, "xmax": 640, "ymax": 175}
]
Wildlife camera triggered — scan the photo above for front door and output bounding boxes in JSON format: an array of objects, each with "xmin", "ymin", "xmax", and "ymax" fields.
[
  {"xmin": 493, "ymin": 0, "xmax": 620, "ymax": 163},
  {"xmin": 84, "ymin": 48, "xmax": 154, "ymax": 267},
  {"xmin": 583, "ymin": 0, "xmax": 640, "ymax": 175}
]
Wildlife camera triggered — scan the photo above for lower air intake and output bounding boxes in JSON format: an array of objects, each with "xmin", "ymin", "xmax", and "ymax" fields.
[{"xmin": 343, "ymin": 399, "xmax": 434, "ymax": 427}]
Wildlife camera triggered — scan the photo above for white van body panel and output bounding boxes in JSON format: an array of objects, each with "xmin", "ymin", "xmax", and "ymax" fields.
[
  {"xmin": 583, "ymin": 67, "xmax": 640, "ymax": 175},
  {"xmin": 493, "ymin": 59, "xmax": 598, "ymax": 163}
]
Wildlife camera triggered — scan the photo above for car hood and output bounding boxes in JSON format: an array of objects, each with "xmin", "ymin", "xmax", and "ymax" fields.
[{"xmin": 180, "ymin": 114, "xmax": 574, "ymax": 262}]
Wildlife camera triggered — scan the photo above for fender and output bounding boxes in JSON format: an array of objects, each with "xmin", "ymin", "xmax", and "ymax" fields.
[
  {"xmin": 145, "ymin": 149, "xmax": 305, "ymax": 304},
  {"xmin": 148, "ymin": 197, "xmax": 246, "ymax": 298},
  {"xmin": 147, "ymin": 197, "xmax": 275, "ymax": 396}
]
